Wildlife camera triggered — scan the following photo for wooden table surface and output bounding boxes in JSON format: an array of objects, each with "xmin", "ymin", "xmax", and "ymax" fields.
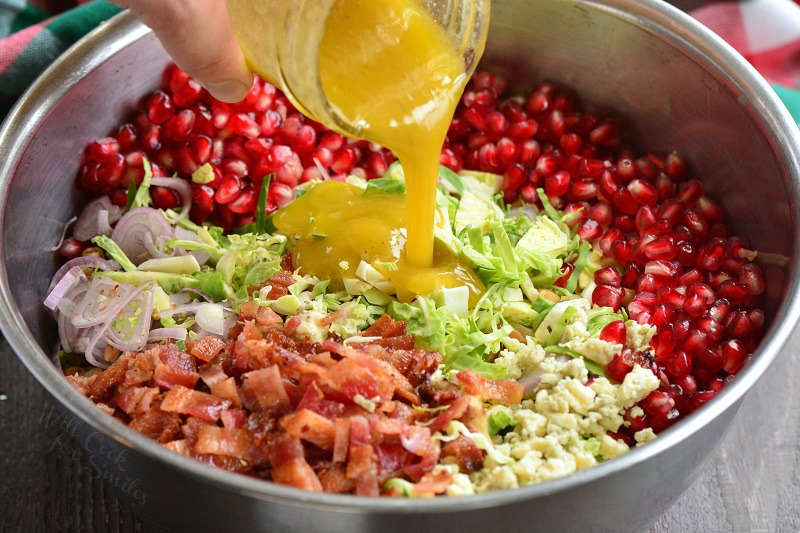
[{"xmin": 1, "ymin": 326, "xmax": 798, "ymax": 533}]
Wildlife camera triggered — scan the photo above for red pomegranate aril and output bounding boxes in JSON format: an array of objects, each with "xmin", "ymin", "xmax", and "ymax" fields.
[
  {"xmin": 366, "ymin": 151, "xmax": 389, "ymax": 179},
  {"xmin": 651, "ymin": 304, "xmax": 672, "ymax": 327},
  {"xmin": 558, "ymin": 132, "xmax": 582, "ymax": 154},
  {"xmin": 230, "ymin": 113, "xmax": 260, "ymax": 139},
  {"xmin": 607, "ymin": 353, "xmax": 633, "ymax": 381},
  {"xmin": 173, "ymin": 78, "xmax": 203, "ymax": 108},
  {"xmin": 331, "ymin": 146, "xmax": 358, "ymax": 174},
  {"xmin": 229, "ymin": 188, "xmax": 257, "ymax": 214},
  {"xmin": 634, "ymin": 205, "xmax": 657, "ymax": 233},
  {"xmin": 116, "ymin": 125, "xmax": 138, "ymax": 151},
  {"xmin": 563, "ymin": 202, "xmax": 589, "ymax": 226},
  {"xmin": 695, "ymin": 315, "xmax": 724, "ymax": 342},
  {"xmin": 151, "ymin": 186, "xmax": 179, "ymax": 209},
  {"xmin": 142, "ymin": 125, "xmax": 161, "ymax": 151},
  {"xmin": 655, "ymin": 173, "xmax": 675, "ymax": 201},
  {"xmin": 568, "ymin": 180, "xmax": 597, "ymax": 202},
  {"xmin": 594, "ymin": 266, "xmax": 622, "ymax": 287},
  {"xmin": 210, "ymin": 101, "xmax": 231, "ymax": 130},
  {"xmin": 525, "ymin": 91, "xmax": 550, "ymax": 115},
  {"xmin": 657, "ymin": 200, "xmax": 684, "ymax": 227},
  {"xmin": 717, "ymin": 280, "xmax": 748, "ymax": 304},
  {"xmin": 478, "ymin": 143, "xmax": 500, "ymax": 171},
  {"xmin": 462, "ymin": 107, "xmax": 488, "ymax": 131},
  {"xmin": 85, "ymin": 138, "xmax": 119, "ymax": 162},
  {"xmin": 664, "ymin": 151, "xmax": 686, "ymax": 180},
  {"xmin": 545, "ymin": 110, "xmax": 566, "ymax": 137},
  {"xmin": 316, "ymin": 131, "xmax": 344, "ymax": 152},
  {"xmin": 592, "ymin": 285, "xmax": 624, "ymax": 310},
  {"xmin": 683, "ymin": 328, "xmax": 710, "ymax": 355},
  {"xmin": 146, "ymin": 91, "xmax": 174, "ymax": 124},
  {"xmin": 611, "ymin": 239, "xmax": 633, "ymax": 264},
  {"xmin": 683, "ymin": 208, "xmax": 709, "ymax": 236},
  {"xmin": 627, "ymin": 297, "xmax": 653, "ymax": 323},
  {"xmin": 518, "ymin": 139, "xmax": 541, "ymax": 166},
  {"xmin": 643, "ymin": 237, "xmax": 677, "ymax": 261},
  {"xmin": 677, "ymin": 179, "xmax": 704, "ymax": 205},
  {"xmin": 697, "ymin": 196, "xmax": 724, "ymax": 223},
  {"xmin": 635, "ymin": 157, "xmax": 659, "ymax": 179},
  {"xmin": 627, "ymin": 179, "xmax": 658, "ymax": 206},
  {"xmin": 644, "ymin": 260, "xmax": 679, "ymax": 279},
  {"xmin": 544, "ymin": 171, "xmax": 571, "ymax": 197},
  {"xmin": 675, "ymin": 241, "xmax": 697, "ymax": 266},
  {"xmin": 517, "ymin": 184, "xmax": 538, "ymax": 204},
  {"xmin": 738, "ymin": 263, "xmax": 766, "ymax": 295},
  {"xmin": 577, "ymin": 158, "xmax": 604, "ymax": 179},
  {"xmin": 163, "ymin": 109, "xmax": 195, "ymax": 142},
  {"xmin": 721, "ymin": 339, "xmax": 747, "ymax": 374},
  {"xmin": 725, "ymin": 310, "xmax": 753, "ymax": 338},
  {"xmin": 554, "ymin": 263, "xmax": 575, "ymax": 288},
  {"xmin": 598, "ymin": 228, "xmax": 622, "ymax": 255},
  {"xmin": 215, "ymin": 176, "xmax": 242, "ymax": 204},
  {"xmin": 276, "ymin": 158, "xmax": 303, "ymax": 187},
  {"xmin": 534, "ymin": 155, "xmax": 559, "ymax": 176},
  {"xmin": 660, "ymin": 287, "xmax": 685, "ymax": 308},
  {"xmin": 676, "ymin": 269, "xmax": 702, "ymax": 287},
  {"xmin": 651, "ymin": 326, "xmax": 676, "ymax": 361},
  {"xmin": 642, "ymin": 390, "xmax": 675, "ymax": 418},
  {"xmin": 496, "ymin": 137, "xmax": 518, "ymax": 166},
  {"xmin": 613, "ymin": 188, "xmax": 639, "ymax": 216},
  {"xmin": 59, "ymin": 238, "xmax": 86, "ymax": 259},
  {"xmin": 667, "ymin": 351, "xmax": 692, "ymax": 378},
  {"xmin": 486, "ymin": 111, "xmax": 508, "ymax": 136},
  {"xmin": 577, "ymin": 219, "xmax": 602, "ymax": 241},
  {"xmin": 600, "ymin": 320, "xmax": 626, "ymax": 345},
  {"xmin": 269, "ymin": 181, "xmax": 295, "ymax": 209},
  {"xmin": 637, "ymin": 273, "xmax": 658, "ymax": 293},
  {"xmin": 258, "ymin": 110, "xmax": 282, "ymax": 136},
  {"xmin": 589, "ymin": 123, "xmax": 618, "ymax": 146},
  {"xmin": 696, "ymin": 241, "xmax": 726, "ymax": 271},
  {"xmin": 587, "ymin": 202, "xmax": 611, "ymax": 226},
  {"xmin": 621, "ymin": 264, "xmax": 640, "ymax": 289}
]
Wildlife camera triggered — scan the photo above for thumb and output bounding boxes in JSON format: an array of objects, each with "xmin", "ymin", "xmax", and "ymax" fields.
[{"xmin": 116, "ymin": 0, "xmax": 253, "ymax": 103}]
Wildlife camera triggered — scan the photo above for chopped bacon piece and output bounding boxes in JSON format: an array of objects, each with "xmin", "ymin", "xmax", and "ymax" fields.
[
  {"xmin": 129, "ymin": 405, "xmax": 181, "ymax": 443},
  {"xmin": 346, "ymin": 444, "xmax": 375, "ymax": 480},
  {"xmin": 269, "ymin": 435, "xmax": 323, "ymax": 492},
  {"xmin": 332, "ymin": 418, "xmax": 350, "ymax": 463},
  {"xmin": 374, "ymin": 443, "xmax": 408, "ymax": 476},
  {"xmin": 280, "ymin": 409, "xmax": 336, "ymax": 450},
  {"xmin": 87, "ymin": 357, "xmax": 129, "ymax": 401},
  {"xmin": 349, "ymin": 415, "xmax": 371, "ymax": 447},
  {"xmin": 114, "ymin": 386, "xmax": 159, "ymax": 415},
  {"xmin": 238, "ymin": 300, "xmax": 260, "ymax": 320},
  {"xmin": 194, "ymin": 425, "xmax": 252, "ymax": 458},
  {"xmin": 318, "ymin": 465, "xmax": 356, "ymax": 493},
  {"xmin": 160, "ymin": 385, "xmax": 231, "ymax": 423},
  {"xmin": 400, "ymin": 425, "xmax": 435, "ymax": 457},
  {"xmin": 456, "ymin": 369, "xmax": 524, "ymax": 404},
  {"xmin": 154, "ymin": 345, "xmax": 199, "ymax": 390},
  {"xmin": 283, "ymin": 315, "xmax": 302, "ymax": 336},
  {"xmin": 242, "ymin": 366, "xmax": 289, "ymax": 409},
  {"xmin": 280, "ymin": 254, "xmax": 294, "ymax": 271},
  {"xmin": 211, "ymin": 377, "xmax": 242, "ymax": 407},
  {"xmin": 252, "ymin": 270, "xmax": 295, "ymax": 299},
  {"xmin": 372, "ymin": 416, "xmax": 405, "ymax": 435},
  {"xmin": 297, "ymin": 382, "xmax": 346, "ymax": 419},
  {"xmin": 123, "ymin": 349, "xmax": 157, "ymax": 386},
  {"xmin": 442, "ymin": 435, "xmax": 485, "ymax": 473},
  {"xmin": 368, "ymin": 335, "xmax": 416, "ymax": 350},
  {"xmin": 164, "ymin": 439, "xmax": 192, "ymax": 456},
  {"xmin": 256, "ymin": 306, "xmax": 283, "ymax": 328},
  {"xmin": 187, "ymin": 336, "xmax": 227, "ymax": 362},
  {"xmin": 428, "ymin": 395, "xmax": 470, "ymax": 432},
  {"xmin": 199, "ymin": 364, "xmax": 227, "ymax": 387},
  {"xmin": 220, "ymin": 408, "xmax": 248, "ymax": 430},
  {"xmin": 363, "ymin": 314, "xmax": 407, "ymax": 338},
  {"xmin": 410, "ymin": 469, "xmax": 453, "ymax": 496}
]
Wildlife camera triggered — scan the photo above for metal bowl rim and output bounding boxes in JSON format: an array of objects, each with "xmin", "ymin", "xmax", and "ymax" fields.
[{"xmin": 1, "ymin": 1, "xmax": 799, "ymax": 513}]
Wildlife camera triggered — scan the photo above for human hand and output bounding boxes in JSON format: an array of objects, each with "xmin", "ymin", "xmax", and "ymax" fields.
[{"xmin": 114, "ymin": 0, "xmax": 253, "ymax": 102}]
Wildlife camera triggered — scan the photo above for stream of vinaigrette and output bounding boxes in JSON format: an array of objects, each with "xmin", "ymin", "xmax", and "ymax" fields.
[{"xmin": 275, "ymin": 0, "xmax": 482, "ymax": 302}]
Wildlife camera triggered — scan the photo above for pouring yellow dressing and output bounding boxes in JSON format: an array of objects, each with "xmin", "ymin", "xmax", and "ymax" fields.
[{"xmin": 273, "ymin": 180, "xmax": 483, "ymax": 303}]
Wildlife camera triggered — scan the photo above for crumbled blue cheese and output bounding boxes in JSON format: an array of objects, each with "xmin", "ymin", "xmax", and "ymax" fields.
[
  {"xmin": 625, "ymin": 320, "xmax": 657, "ymax": 352},
  {"xmin": 562, "ymin": 337, "xmax": 623, "ymax": 366},
  {"xmin": 635, "ymin": 428, "xmax": 658, "ymax": 446},
  {"xmin": 617, "ymin": 365, "xmax": 660, "ymax": 407}
]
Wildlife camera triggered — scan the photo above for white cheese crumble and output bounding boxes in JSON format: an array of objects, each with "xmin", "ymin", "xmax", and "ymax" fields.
[{"xmin": 625, "ymin": 320, "xmax": 657, "ymax": 352}]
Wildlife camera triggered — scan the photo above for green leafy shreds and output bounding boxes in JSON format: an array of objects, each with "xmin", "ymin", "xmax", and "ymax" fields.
[
  {"xmin": 167, "ymin": 238, "xmax": 223, "ymax": 263},
  {"xmin": 256, "ymin": 175, "xmax": 272, "ymax": 233},
  {"xmin": 191, "ymin": 271, "xmax": 228, "ymax": 301},
  {"xmin": 488, "ymin": 408, "xmax": 518, "ymax": 436},
  {"xmin": 384, "ymin": 478, "xmax": 416, "ymax": 498},
  {"xmin": 536, "ymin": 187, "xmax": 562, "ymax": 224},
  {"xmin": 389, "ymin": 297, "xmax": 508, "ymax": 380},
  {"xmin": 176, "ymin": 339, "xmax": 187, "ymax": 351},
  {"xmin": 363, "ymin": 175, "xmax": 406, "ymax": 196},
  {"xmin": 125, "ymin": 181, "xmax": 137, "ymax": 212},
  {"xmin": 128, "ymin": 157, "xmax": 153, "ymax": 210},
  {"xmin": 438, "ymin": 165, "xmax": 465, "ymax": 196},
  {"xmin": 311, "ymin": 280, "xmax": 330, "ymax": 298},
  {"xmin": 565, "ymin": 241, "xmax": 591, "ymax": 293},
  {"xmin": 587, "ymin": 307, "xmax": 624, "ymax": 336},
  {"xmin": 545, "ymin": 345, "xmax": 608, "ymax": 378},
  {"xmin": 91, "ymin": 235, "xmax": 137, "ymax": 272}
]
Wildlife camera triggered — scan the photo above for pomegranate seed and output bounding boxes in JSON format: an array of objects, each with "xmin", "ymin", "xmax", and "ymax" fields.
[
  {"xmin": 664, "ymin": 151, "xmax": 686, "ymax": 179},
  {"xmin": 518, "ymin": 140, "xmax": 541, "ymax": 166},
  {"xmin": 151, "ymin": 186, "xmax": 179, "ymax": 209},
  {"xmin": 330, "ymin": 146, "xmax": 357, "ymax": 174},
  {"xmin": 697, "ymin": 196, "xmax": 724, "ymax": 223},
  {"xmin": 655, "ymin": 173, "xmax": 675, "ymax": 200},
  {"xmin": 589, "ymin": 123, "xmax": 618, "ymax": 146},
  {"xmin": 269, "ymin": 181, "xmax": 295, "ymax": 208},
  {"xmin": 683, "ymin": 208, "xmax": 709, "ymax": 236},
  {"xmin": 59, "ymin": 238, "xmax": 86, "ymax": 259},
  {"xmin": 677, "ymin": 179, "xmax": 704, "ymax": 205},
  {"xmin": 147, "ymin": 91, "xmax": 174, "ymax": 124},
  {"xmin": 534, "ymin": 155, "xmax": 559, "ymax": 176},
  {"xmin": 525, "ymin": 91, "xmax": 550, "ymax": 115},
  {"xmin": 652, "ymin": 327, "xmax": 676, "ymax": 360},
  {"xmin": 627, "ymin": 179, "xmax": 658, "ymax": 206},
  {"xmin": 229, "ymin": 188, "xmax": 257, "ymax": 214},
  {"xmin": 598, "ymin": 228, "xmax": 622, "ymax": 255},
  {"xmin": 85, "ymin": 138, "xmax": 119, "ymax": 162},
  {"xmin": 554, "ymin": 263, "xmax": 575, "ymax": 288},
  {"xmin": 611, "ymin": 239, "xmax": 633, "ymax": 264},
  {"xmin": 569, "ymin": 180, "xmax": 597, "ymax": 201},
  {"xmin": 642, "ymin": 391, "xmax": 675, "ymax": 418},
  {"xmin": 518, "ymin": 184, "xmax": 538, "ymax": 204},
  {"xmin": 230, "ymin": 113, "xmax": 260, "ymax": 139},
  {"xmin": 577, "ymin": 219, "xmax": 602, "ymax": 241},
  {"xmin": 607, "ymin": 353, "xmax": 633, "ymax": 381},
  {"xmin": 717, "ymin": 280, "xmax": 748, "ymax": 304},
  {"xmin": 635, "ymin": 157, "xmax": 659, "ymax": 179},
  {"xmin": 592, "ymin": 285, "xmax": 624, "ymax": 310},
  {"xmin": 215, "ymin": 176, "xmax": 242, "ymax": 204},
  {"xmin": 621, "ymin": 264, "xmax": 640, "ymax": 288},
  {"xmin": 544, "ymin": 171, "xmax": 570, "ymax": 196},
  {"xmin": 496, "ymin": 137, "xmax": 518, "ymax": 166},
  {"xmin": 739, "ymin": 263, "xmax": 765, "ymax": 295},
  {"xmin": 595, "ymin": 266, "xmax": 622, "ymax": 287},
  {"xmin": 644, "ymin": 260, "xmax": 679, "ymax": 279},
  {"xmin": 564, "ymin": 202, "xmax": 589, "ymax": 226},
  {"xmin": 697, "ymin": 241, "xmax": 726, "ymax": 271},
  {"xmin": 613, "ymin": 189, "xmax": 639, "ymax": 216},
  {"xmin": 173, "ymin": 78, "xmax": 203, "ymax": 108},
  {"xmin": 589, "ymin": 202, "xmax": 612, "ymax": 226},
  {"xmin": 600, "ymin": 320, "xmax": 626, "ymax": 344},
  {"xmin": 163, "ymin": 109, "xmax": 195, "ymax": 141},
  {"xmin": 643, "ymin": 237, "xmax": 677, "ymax": 261},
  {"xmin": 276, "ymin": 158, "xmax": 303, "ymax": 187}
]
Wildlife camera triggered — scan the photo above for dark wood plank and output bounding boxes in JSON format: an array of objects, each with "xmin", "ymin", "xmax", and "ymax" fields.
[{"xmin": 2, "ymin": 327, "xmax": 798, "ymax": 533}]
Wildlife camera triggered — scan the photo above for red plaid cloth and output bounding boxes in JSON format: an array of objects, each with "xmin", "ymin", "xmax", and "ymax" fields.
[{"xmin": 691, "ymin": 0, "xmax": 800, "ymax": 87}]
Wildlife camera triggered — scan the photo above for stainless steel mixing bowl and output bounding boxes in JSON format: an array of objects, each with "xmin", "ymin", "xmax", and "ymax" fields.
[{"xmin": 1, "ymin": 2, "xmax": 798, "ymax": 532}]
